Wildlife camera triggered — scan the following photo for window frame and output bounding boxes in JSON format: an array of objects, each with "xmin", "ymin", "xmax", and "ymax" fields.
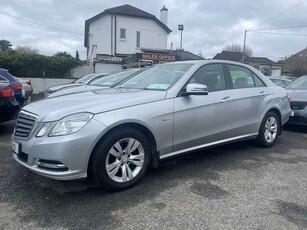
[
  {"xmin": 120, "ymin": 28, "xmax": 126, "ymax": 40},
  {"xmin": 224, "ymin": 64, "xmax": 267, "ymax": 89},
  {"xmin": 178, "ymin": 63, "xmax": 229, "ymax": 97}
]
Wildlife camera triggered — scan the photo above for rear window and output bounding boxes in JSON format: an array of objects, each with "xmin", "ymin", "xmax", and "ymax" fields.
[{"xmin": 0, "ymin": 75, "xmax": 8, "ymax": 82}]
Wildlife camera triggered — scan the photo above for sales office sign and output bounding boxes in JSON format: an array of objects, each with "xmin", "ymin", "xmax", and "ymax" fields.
[{"xmin": 136, "ymin": 53, "xmax": 180, "ymax": 62}]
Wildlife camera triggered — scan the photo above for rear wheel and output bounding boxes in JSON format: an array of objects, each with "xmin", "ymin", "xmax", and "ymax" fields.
[
  {"xmin": 90, "ymin": 127, "xmax": 151, "ymax": 191},
  {"xmin": 256, "ymin": 111, "xmax": 280, "ymax": 147}
]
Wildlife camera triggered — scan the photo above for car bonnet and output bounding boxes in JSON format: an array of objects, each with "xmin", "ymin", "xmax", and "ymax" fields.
[{"xmin": 23, "ymin": 88, "xmax": 167, "ymax": 122}]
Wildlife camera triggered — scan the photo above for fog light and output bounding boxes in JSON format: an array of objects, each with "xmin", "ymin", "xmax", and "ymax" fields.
[{"xmin": 35, "ymin": 159, "xmax": 68, "ymax": 171}]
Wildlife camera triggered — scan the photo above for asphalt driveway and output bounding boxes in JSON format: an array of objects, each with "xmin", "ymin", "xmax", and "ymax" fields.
[{"xmin": 0, "ymin": 118, "xmax": 306, "ymax": 229}]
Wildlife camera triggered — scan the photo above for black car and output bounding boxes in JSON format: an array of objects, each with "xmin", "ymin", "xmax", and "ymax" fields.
[
  {"xmin": 0, "ymin": 83, "xmax": 20, "ymax": 123},
  {"xmin": 286, "ymin": 76, "xmax": 307, "ymax": 126}
]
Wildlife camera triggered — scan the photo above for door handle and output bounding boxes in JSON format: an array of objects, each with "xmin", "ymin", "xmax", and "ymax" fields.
[
  {"xmin": 258, "ymin": 91, "xmax": 265, "ymax": 96},
  {"xmin": 221, "ymin": 96, "xmax": 230, "ymax": 103}
]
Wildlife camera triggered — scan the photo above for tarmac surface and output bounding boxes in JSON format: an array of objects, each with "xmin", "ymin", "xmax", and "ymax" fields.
[{"xmin": 0, "ymin": 96, "xmax": 306, "ymax": 229}]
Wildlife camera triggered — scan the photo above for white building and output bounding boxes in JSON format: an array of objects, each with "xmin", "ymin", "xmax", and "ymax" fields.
[{"xmin": 84, "ymin": 4, "xmax": 172, "ymax": 72}]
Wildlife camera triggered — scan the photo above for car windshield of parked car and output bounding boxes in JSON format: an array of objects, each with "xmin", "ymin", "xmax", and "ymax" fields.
[
  {"xmin": 89, "ymin": 70, "xmax": 139, "ymax": 87},
  {"xmin": 118, "ymin": 64, "xmax": 193, "ymax": 90},
  {"xmin": 286, "ymin": 76, "xmax": 307, "ymax": 90},
  {"xmin": 74, "ymin": 74, "xmax": 97, "ymax": 84}
]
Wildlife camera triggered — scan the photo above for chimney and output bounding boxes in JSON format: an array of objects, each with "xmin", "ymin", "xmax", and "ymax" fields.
[{"xmin": 160, "ymin": 5, "xmax": 168, "ymax": 26}]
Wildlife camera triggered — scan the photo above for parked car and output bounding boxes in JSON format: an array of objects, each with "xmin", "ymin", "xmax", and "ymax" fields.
[
  {"xmin": 46, "ymin": 69, "xmax": 141, "ymax": 98},
  {"xmin": 269, "ymin": 77, "xmax": 292, "ymax": 88},
  {"xmin": 0, "ymin": 83, "xmax": 20, "ymax": 122},
  {"xmin": 0, "ymin": 68, "xmax": 25, "ymax": 105},
  {"xmin": 12, "ymin": 60, "xmax": 291, "ymax": 191},
  {"xmin": 286, "ymin": 75, "xmax": 307, "ymax": 126},
  {"xmin": 44, "ymin": 73, "xmax": 108, "ymax": 97},
  {"xmin": 16, "ymin": 78, "xmax": 33, "ymax": 100}
]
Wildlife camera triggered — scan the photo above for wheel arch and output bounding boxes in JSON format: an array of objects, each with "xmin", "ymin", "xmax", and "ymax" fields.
[{"xmin": 87, "ymin": 122, "xmax": 158, "ymax": 177}]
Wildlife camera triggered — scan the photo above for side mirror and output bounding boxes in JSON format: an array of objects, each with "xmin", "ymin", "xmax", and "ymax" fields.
[{"xmin": 182, "ymin": 83, "xmax": 208, "ymax": 96}]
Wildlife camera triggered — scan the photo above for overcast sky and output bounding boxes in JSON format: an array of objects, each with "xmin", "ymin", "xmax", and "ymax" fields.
[{"xmin": 1, "ymin": 0, "xmax": 307, "ymax": 60}]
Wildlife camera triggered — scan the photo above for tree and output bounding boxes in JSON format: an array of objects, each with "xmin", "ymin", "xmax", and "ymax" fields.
[
  {"xmin": 54, "ymin": 51, "xmax": 73, "ymax": 58},
  {"xmin": 0, "ymin": 39, "xmax": 13, "ymax": 51},
  {"xmin": 75, "ymin": 50, "xmax": 80, "ymax": 60},
  {"xmin": 223, "ymin": 43, "xmax": 253, "ymax": 56},
  {"xmin": 15, "ymin": 46, "xmax": 39, "ymax": 54},
  {"xmin": 197, "ymin": 50, "xmax": 204, "ymax": 58},
  {"xmin": 284, "ymin": 55, "xmax": 307, "ymax": 77}
]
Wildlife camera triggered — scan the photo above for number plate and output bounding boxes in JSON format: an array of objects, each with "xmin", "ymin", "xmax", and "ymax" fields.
[
  {"xmin": 12, "ymin": 141, "xmax": 20, "ymax": 154},
  {"xmin": 290, "ymin": 111, "xmax": 294, "ymax": 117}
]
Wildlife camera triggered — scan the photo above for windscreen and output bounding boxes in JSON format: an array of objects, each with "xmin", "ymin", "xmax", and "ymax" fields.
[
  {"xmin": 286, "ymin": 77, "xmax": 307, "ymax": 90},
  {"xmin": 118, "ymin": 64, "xmax": 193, "ymax": 91},
  {"xmin": 74, "ymin": 74, "xmax": 97, "ymax": 84},
  {"xmin": 89, "ymin": 70, "xmax": 139, "ymax": 87}
]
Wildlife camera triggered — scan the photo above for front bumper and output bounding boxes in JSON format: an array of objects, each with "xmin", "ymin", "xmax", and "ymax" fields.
[
  {"xmin": 12, "ymin": 118, "xmax": 107, "ymax": 180},
  {"xmin": 287, "ymin": 109, "xmax": 307, "ymax": 126}
]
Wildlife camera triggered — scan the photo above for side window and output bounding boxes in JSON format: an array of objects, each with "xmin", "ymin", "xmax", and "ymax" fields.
[
  {"xmin": 228, "ymin": 65, "xmax": 255, "ymax": 88},
  {"xmin": 120, "ymin": 28, "xmax": 126, "ymax": 40},
  {"xmin": 188, "ymin": 64, "xmax": 226, "ymax": 92},
  {"xmin": 253, "ymin": 73, "xmax": 266, "ymax": 87}
]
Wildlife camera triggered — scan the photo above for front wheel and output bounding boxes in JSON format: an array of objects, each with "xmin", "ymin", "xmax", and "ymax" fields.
[
  {"xmin": 255, "ymin": 111, "xmax": 280, "ymax": 147},
  {"xmin": 90, "ymin": 127, "xmax": 151, "ymax": 191}
]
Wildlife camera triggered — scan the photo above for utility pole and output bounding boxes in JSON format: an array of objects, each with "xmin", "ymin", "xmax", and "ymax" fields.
[{"xmin": 242, "ymin": 30, "xmax": 247, "ymax": 62}]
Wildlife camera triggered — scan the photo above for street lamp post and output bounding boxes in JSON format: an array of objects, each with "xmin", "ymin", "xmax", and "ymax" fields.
[
  {"xmin": 178, "ymin": 24, "xmax": 184, "ymax": 51},
  {"xmin": 242, "ymin": 30, "xmax": 247, "ymax": 62}
]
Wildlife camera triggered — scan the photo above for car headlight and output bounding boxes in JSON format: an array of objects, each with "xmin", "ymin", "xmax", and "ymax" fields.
[{"xmin": 49, "ymin": 113, "xmax": 94, "ymax": 137}]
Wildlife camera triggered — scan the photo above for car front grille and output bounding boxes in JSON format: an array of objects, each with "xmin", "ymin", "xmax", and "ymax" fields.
[
  {"xmin": 14, "ymin": 111, "xmax": 38, "ymax": 137},
  {"xmin": 290, "ymin": 101, "xmax": 307, "ymax": 110}
]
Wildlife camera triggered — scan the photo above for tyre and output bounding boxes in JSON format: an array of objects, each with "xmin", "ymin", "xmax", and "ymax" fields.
[
  {"xmin": 255, "ymin": 111, "xmax": 280, "ymax": 147},
  {"xmin": 90, "ymin": 127, "xmax": 151, "ymax": 191}
]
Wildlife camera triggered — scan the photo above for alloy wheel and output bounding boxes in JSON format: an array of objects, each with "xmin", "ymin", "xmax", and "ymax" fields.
[
  {"xmin": 105, "ymin": 138, "xmax": 145, "ymax": 183},
  {"xmin": 264, "ymin": 117, "xmax": 277, "ymax": 143}
]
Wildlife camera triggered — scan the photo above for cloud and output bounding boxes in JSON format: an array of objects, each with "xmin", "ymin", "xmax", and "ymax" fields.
[{"xmin": 1, "ymin": 0, "xmax": 307, "ymax": 60}]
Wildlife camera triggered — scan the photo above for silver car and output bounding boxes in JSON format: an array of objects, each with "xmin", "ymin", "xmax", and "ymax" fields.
[
  {"xmin": 11, "ymin": 60, "xmax": 291, "ymax": 191},
  {"xmin": 46, "ymin": 69, "xmax": 141, "ymax": 98},
  {"xmin": 44, "ymin": 73, "xmax": 108, "ymax": 97}
]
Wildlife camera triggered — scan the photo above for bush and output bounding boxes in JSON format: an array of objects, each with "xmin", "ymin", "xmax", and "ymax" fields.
[{"xmin": 0, "ymin": 51, "xmax": 79, "ymax": 78}]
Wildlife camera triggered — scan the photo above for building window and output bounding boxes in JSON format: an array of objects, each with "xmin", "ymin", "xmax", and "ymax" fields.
[
  {"xmin": 120, "ymin": 28, "xmax": 126, "ymax": 40},
  {"xmin": 136, "ymin": 31, "xmax": 140, "ymax": 48}
]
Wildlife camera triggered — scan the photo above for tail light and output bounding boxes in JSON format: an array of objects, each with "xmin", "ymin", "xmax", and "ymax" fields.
[
  {"xmin": 26, "ymin": 80, "xmax": 31, "ymax": 85},
  {"xmin": 11, "ymin": 83, "xmax": 22, "ymax": 90},
  {"xmin": 0, "ymin": 88, "xmax": 14, "ymax": 97}
]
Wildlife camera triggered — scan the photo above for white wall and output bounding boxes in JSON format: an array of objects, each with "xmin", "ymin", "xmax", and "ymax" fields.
[
  {"xmin": 30, "ymin": 67, "xmax": 120, "ymax": 93},
  {"xmin": 89, "ymin": 15, "xmax": 112, "ymax": 55},
  {"xmin": 89, "ymin": 15, "xmax": 168, "ymax": 55},
  {"xmin": 72, "ymin": 65, "xmax": 94, "ymax": 78},
  {"xmin": 271, "ymin": 68, "xmax": 282, "ymax": 77},
  {"xmin": 95, "ymin": 63, "xmax": 122, "ymax": 73},
  {"xmin": 28, "ymin": 78, "xmax": 74, "ymax": 94},
  {"xmin": 115, "ymin": 15, "xmax": 168, "ymax": 54}
]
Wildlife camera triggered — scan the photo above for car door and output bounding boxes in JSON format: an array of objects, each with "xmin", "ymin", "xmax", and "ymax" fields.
[
  {"xmin": 173, "ymin": 64, "xmax": 233, "ymax": 151},
  {"xmin": 225, "ymin": 64, "xmax": 267, "ymax": 136}
]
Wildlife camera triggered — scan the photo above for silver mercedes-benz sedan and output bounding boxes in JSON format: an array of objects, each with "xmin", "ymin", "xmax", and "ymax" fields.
[{"xmin": 11, "ymin": 60, "xmax": 291, "ymax": 191}]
